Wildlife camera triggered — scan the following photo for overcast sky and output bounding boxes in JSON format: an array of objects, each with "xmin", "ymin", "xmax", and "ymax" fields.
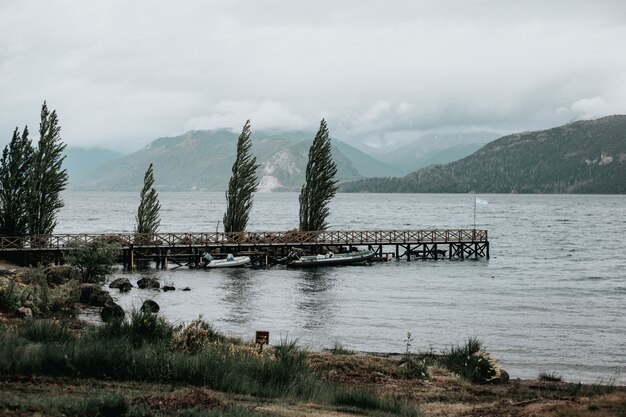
[{"xmin": 1, "ymin": 0, "xmax": 626, "ymax": 151}]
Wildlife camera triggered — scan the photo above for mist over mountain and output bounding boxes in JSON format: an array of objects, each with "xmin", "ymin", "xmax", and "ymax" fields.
[
  {"xmin": 64, "ymin": 147, "xmax": 125, "ymax": 179},
  {"xmin": 363, "ymin": 132, "xmax": 500, "ymax": 175},
  {"xmin": 341, "ymin": 116, "xmax": 626, "ymax": 194},
  {"xmin": 69, "ymin": 129, "xmax": 401, "ymax": 192}
]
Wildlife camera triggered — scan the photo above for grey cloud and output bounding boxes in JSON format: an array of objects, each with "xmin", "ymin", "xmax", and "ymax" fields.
[{"xmin": 1, "ymin": 0, "xmax": 625, "ymax": 151}]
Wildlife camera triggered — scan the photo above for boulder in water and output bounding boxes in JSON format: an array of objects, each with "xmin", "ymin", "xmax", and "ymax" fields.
[
  {"xmin": 137, "ymin": 277, "xmax": 160, "ymax": 289},
  {"xmin": 109, "ymin": 278, "xmax": 133, "ymax": 289},
  {"xmin": 162, "ymin": 285, "xmax": 175, "ymax": 292}
]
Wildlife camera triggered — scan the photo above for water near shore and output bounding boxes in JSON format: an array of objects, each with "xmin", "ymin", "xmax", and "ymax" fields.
[{"xmin": 59, "ymin": 192, "xmax": 626, "ymax": 384}]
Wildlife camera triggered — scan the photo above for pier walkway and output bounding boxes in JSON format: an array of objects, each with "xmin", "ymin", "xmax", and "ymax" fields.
[{"xmin": 0, "ymin": 229, "xmax": 489, "ymax": 268}]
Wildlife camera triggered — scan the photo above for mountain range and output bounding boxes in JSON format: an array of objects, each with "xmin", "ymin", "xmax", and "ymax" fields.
[
  {"xmin": 340, "ymin": 115, "xmax": 626, "ymax": 194},
  {"xmin": 68, "ymin": 130, "xmax": 403, "ymax": 192}
]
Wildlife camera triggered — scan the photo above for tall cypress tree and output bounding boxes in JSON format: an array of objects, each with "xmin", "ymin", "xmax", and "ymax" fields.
[
  {"xmin": 223, "ymin": 120, "xmax": 260, "ymax": 232},
  {"xmin": 0, "ymin": 126, "xmax": 34, "ymax": 236},
  {"xmin": 299, "ymin": 119, "xmax": 338, "ymax": 231},
  {"xmin": 135, "ymin": 163, "xmax": 161, "ymax": 239},
  {"xmin": 27, "ymin": 101, "xmax": 68, "ymax": 236}
]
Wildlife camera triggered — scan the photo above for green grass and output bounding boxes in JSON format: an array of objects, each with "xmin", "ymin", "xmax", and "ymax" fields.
[
  {"xmin": 17, "ymin": 318, "xmax": 76, "ymax": 344},
  {"xmin": 0, "ymin": 315, "xmax": 420, "ymax": 416}
]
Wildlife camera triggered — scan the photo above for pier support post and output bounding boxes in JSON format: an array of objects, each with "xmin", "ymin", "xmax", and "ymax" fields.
[{"xmin": 129, "ymin": 245, "xmax": 135, "ymax": 272}]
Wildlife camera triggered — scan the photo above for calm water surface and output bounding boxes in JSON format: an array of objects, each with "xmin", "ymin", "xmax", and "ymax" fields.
[{"xmin": 59, "ymin": 192, "xmax": 626, "ymax": 384}]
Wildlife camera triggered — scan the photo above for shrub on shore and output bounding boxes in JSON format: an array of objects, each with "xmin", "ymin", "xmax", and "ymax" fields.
[
  {"xmin": 0, "ymin": 268, "xmax": 79, "ymax": 316},
  {"xmin": 441, "ymin": 337, "xmax": 500, "ymax": 383}
]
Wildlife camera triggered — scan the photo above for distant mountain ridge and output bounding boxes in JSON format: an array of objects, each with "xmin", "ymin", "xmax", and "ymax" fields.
[
  {"xmin": 340, "ymin": 116, "xmax": 626, "ymax": 194},
  {"xmin": 70, "ymin": 129, "xmax": 401, "ymax": 192}
]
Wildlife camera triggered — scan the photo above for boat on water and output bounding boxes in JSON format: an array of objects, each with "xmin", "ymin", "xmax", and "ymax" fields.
[
  {"xmin": 287, "ymin": 250, "xmax": 375, "ymax": 267},
  {"xmin": 199, "ymin": 253, "xmax": 251, "ymax": 268}
]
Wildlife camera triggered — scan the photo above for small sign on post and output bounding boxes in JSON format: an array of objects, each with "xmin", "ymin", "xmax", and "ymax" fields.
[{"xmin": 255, "ymin": 331, "xmax": 269, "ymax": 346}]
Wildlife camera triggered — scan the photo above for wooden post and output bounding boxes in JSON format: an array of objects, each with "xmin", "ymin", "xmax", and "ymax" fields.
[
  {"xmin": 434, "ymin": 243, "xmax": 438, "ymax": 260},
  {"xmin": 129, "ymin": 245, "xmax": 135, "ymax": 272},
  {"xmin": 395, "ymin": 244, "xmax": 399, "ymax": 260},
  {"xmin": 407, "ymin": 244, "xmax": 411, "ymax": 261},
  {"xmin": 486, "ymin": 242, "xmax": 490, "ymax": 259}
]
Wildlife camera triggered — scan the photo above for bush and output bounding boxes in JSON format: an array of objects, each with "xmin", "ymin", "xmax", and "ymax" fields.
[
  {"xmin": 0, "ymin": 278, "xmax": 20, "ymax": 311},
  {"xmin": 67, "ymin": 242, "xmax": 121, "ymax": 283},
  {"xmin": 442, "ymin": 337, "xmax": 500, "ymax": 384},
  {"xmin": 171, "ymin": 318, "xmax": 225, "ymax": 354}
]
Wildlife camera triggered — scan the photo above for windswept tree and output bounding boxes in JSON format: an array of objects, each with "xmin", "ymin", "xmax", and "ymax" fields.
[
  {"xmin": 135, "ymin": 163, "xmax": 161, "ymax": 240},
  {"xmin": 223, "ymin": 120, "xmax": 260, "ymax": 232},
  {"xmin": 0, "ymin": 126, "xmax": 34, "ymax": 236},
  {"xmin": 299, "ymin": 119, "xmax": 338, "ymax": 231},
  {"xmin": 27, "ymin": 102, "xmax": 68, "ymax": 236}
]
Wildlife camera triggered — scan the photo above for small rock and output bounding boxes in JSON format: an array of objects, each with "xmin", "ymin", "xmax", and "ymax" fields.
[
  {"xmin": 119, "ymin": 282, "xmax": 133, "ymax": 293},
  {"xmin": 141, "ymin": 299, "xmax": 160, "ymax": 314},
  {"xmin": 162, "ymin": 285, "xmax": 175, "ymax": 292},
  {"xmin": 16, "ymin": 307, "xmax": 33, "ymax": 318},
  {"xmin": 137, "ymin": 277, "xmax": 160, "ymax": 289},
  {"xmin": 182, "ymin": 287, "xmax": 191, "ymax": 291},
  {"xmin": 101, "ymin": 301, "xmax": 124, "ymax": 322},
  {"xmin": 497, "ymin": 369, "xmax": 510, "ymax": 384},
  {"xmin": 109, "ymin": 278, "xmax": 133, "ymax": 289}
]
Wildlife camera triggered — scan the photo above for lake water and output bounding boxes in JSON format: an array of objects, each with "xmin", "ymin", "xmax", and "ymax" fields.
[{"xmin": 58, "ymin": 192, "xmax": 626, "ymax": 384}]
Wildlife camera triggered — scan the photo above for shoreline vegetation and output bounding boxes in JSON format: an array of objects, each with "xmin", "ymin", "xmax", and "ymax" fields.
[{"xmin": 1, "ymin": 262, "xmax": 625, "ymax": 416}]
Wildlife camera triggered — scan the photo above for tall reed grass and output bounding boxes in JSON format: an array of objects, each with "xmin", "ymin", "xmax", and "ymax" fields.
[{"xmin": 0, "ymin": 313, "xmax": 420, "ymax": 416}]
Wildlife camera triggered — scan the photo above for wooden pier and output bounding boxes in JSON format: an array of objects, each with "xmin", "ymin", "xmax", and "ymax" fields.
[{"xmin": 0, "ymin": 229, "xmax": 489, "ymax": 270}]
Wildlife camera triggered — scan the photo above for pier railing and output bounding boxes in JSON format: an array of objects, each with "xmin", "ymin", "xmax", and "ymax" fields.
[{"xmin": 0, "ymin": 229, "xmax": 488, "ymax": 251}]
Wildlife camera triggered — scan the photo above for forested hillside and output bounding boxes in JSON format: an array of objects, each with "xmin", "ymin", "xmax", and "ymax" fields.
[{"xmin": 341, "ymin": 116, "xmax": 626, "ymax": 194}]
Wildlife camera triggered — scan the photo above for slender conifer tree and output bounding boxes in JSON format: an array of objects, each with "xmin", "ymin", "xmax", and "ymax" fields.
[
  {"xmin": 135, "ymin": 163, "xmax": 161, "ymax": 240},
  {"xmin": 299, "ymin": 119, "xmax": 338, "ymax": 231},
  {"xmin": 223, "ymin": 120, "xmax": 260, "ymax": 232},
  {"xmin": 27, "ymin": 102, "xmax": 68, "ymax": 236},
  {"xmin": 0, "ymin": 126, "xmax": 34, "ymax": 236}
]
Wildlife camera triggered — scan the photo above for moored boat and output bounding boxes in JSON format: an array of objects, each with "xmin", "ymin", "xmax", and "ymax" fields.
[
  {"xmin": 287, "ymin": 250, "xmax": 375, "ymax": 267},
  {"xmin": 200, "ymin": 253, "xmax": 251, "ymax": 268}
]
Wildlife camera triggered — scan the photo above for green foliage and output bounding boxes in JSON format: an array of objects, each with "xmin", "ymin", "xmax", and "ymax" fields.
[
  {"xmin": 299, "ymin": 119, "xmax": 338, "ymax": 231},
  {"xmin": 0, "ymin": 126, "xmax": 34, "ymax": 237},
  {"xmin": 223, "ymin": 120, "xmax": 260, "ymax": 233},
  {"xmin": 135, "ymin": 162, "xmax": 161, "ymax": 239},
  {"xmin": 0, "ymin": 268, "xmax": 78, "ymax": 316},
  {"xmin": 68, "ymin": 242, "xmax": 121, "ymax": 283},
  {"xmin": 27, "ymin": 101, "xmax": 68, "ymax": 236},
  {"xmin": 342, "ymin": 115, "xmax": 626, "ymax": 194},
  {"xmin": 0, "ymin": 278, "xmax": 20, "ymax": 311},
  {"xmin": 442, "ymin": 337, "xmax": 499, "ymax": 384}
]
